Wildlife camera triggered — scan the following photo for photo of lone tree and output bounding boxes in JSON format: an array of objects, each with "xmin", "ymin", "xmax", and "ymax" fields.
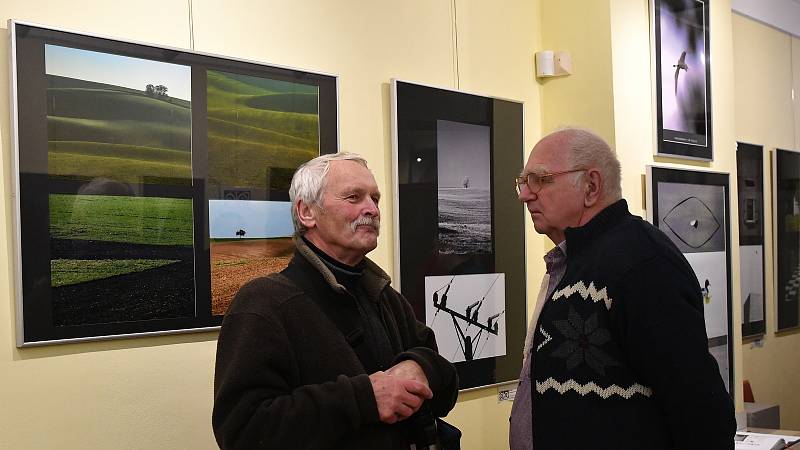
[
  {"xmin": 207, "ymin": 69, "xmax": 320, "ymax": 316},
  {"xmin": 45, "ymin": 44, "xmax": 192, "ymax": 186}
]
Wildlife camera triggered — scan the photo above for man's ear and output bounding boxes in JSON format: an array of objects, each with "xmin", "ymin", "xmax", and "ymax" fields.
[
  {"xmin": 296, "ymin": 200, "xmax": 317, "ymax": 230},
  {"xmin": 584, "ymin": 169, "xmax": 603, "ymax": 207}
]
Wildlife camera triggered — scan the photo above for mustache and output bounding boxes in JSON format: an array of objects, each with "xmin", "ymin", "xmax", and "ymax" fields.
[{"xmin": 351, "ymin": 215, "xmax": 380, "ymax": 234}]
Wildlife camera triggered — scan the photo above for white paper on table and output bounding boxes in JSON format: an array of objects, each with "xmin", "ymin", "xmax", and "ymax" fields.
[{"xmin": 734, "ymin": 432, "xmax": 800, "ymax": 450}]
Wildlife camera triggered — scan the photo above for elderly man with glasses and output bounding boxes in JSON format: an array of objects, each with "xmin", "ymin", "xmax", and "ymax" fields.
[{"xmin": 508, "ymin": 128, "xmax": 735, "ymax": 450}]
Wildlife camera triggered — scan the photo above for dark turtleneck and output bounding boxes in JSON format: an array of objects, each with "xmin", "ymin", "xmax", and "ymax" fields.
[
  {"xmin": 302, "ymin": 236, "xmax": 365, "ymax": 293},
  {"xmin": 301, "ymin": 235, "xmax": 393, "ymax": 371}
]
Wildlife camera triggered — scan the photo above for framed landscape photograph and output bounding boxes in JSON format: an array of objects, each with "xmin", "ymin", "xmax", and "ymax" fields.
[
  {"xmin": 736, "ymin": 142, "xmax": 765, "ymax": 337},
  {"xmin": 774, "ymin": 149, "xmax": 800, "ymax": 331},
  {"xmin": 646, "ymin": 166, "xmax": 733, "ymax": 393},
  {"xmin": 391, "ymin": 79, "xmax": 526, "ymax": 389},
  {"xmin": 10, "ymin": 21, "xmax": 337, "ymax": 345},
  {"xmin": 652, "ymin": 0, "xmax": 713, "ymax": 160}
]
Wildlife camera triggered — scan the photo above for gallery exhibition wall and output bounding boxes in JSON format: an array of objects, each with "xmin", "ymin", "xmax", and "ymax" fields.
[
  {"xmin": 732, "ymin": 12, "xmax": 800, "ymax": 429},
  {"xmin": 0, "ymin": 0, "xmax": 798, "ymax": 448},
  {"xmin": 0, "ymin": 0, "xmax": 542, "ymax": 448}
]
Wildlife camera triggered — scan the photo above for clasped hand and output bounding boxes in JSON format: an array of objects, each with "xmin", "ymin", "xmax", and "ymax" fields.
[{"xmin": 369, "ymin": 360, "xmax": 432, "ymax": 424}]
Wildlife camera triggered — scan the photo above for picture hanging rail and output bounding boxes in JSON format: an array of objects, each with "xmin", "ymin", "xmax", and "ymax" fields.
[
  {"xmin": 9, "ymin": 21, "xmax": 338, "ymax": 345},
  {"xmin": 652, "ymin": 0, "xmax": 713, "ymax": 160},
  {"xmin": 646, "ymin": 166, "xmax": 734, "ymax": 393},
  {"xmin": 390, "ymin": 79, "xmax": 526, "ymax": 390}
]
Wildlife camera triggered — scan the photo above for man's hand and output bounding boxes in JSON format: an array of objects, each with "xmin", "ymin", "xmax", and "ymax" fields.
[
  {"xmin": 385, "ymin": 360, "xmax": 429, "ymax": 388},
  {"xmin": 369, "ymin": 368, "xmax": 433, "ymax": 424}
]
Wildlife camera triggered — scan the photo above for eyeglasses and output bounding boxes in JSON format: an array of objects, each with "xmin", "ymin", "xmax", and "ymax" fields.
[{"xmin": 515, "ymin": 168, "xmax": 587, "ymax": 194}]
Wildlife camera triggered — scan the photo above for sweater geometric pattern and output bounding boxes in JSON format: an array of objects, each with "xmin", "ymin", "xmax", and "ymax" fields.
[
  {"xmin": 535, "ymin": 377, "xmax": 653, "ymax": 399},
  {"xmin": 551, "ymin": 280, "xmax": 613, "ymax": 310},
  {"xmin": 549, "ymin": 305, "xmax": 616, "ymax": 376},
  {"xmin": 529, "ymin": 201, "xmax": 736, "ymax": 449},
  {"xmin": 536, "ymin": 326, "xmax": 552, "ymax": 352}
]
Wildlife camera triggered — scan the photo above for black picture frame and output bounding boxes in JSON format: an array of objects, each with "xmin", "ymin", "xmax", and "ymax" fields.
[
  {"xmin": 774, "ymin": 149, "xmax": 800, "ymax": 332},
  {"xmin": 391, "ymin": 79, "xmax": 526, "ymax": 390},
  {"xmin": 646, "ymin": 166, "xmax": 734, "ymax": 394},
  {"xmin": 652, "ymin": 0, "xmax": 713, "ymax": 160},
  {"xmin": 736, "ymin": 142, "xmax": 766, "ymax": 337},
  {"xmin": 10, "ymin": 21, "xmax": 338, "ymax": 345}
]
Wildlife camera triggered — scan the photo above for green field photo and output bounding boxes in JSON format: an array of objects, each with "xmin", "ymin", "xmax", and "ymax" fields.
[
  {"xmin": 45, "ymin": 44, "xmax": 192, "ymax": 186},
  {"xmin": 49, "ymin": 194, "xmax": 194, "ymax": 288},
  {"xmin": 49, "ymin": 194, "xmax": 193, "ymax": 245},
  {"xmin": 48, "ymin": 193, "xmax": 196, "ymax": 323},
  {"xmin": 207, "ymin": 70, "xmax": 320, "ymax": 193},
  {"xmin": 51, "ymin": 259, "xmax": 179, "ymax": 287}
]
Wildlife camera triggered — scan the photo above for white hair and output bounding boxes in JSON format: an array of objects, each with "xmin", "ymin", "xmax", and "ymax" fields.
[
  {"xmin": 547, "ymin": 127, "xmax": 622, "ymax": 201},
  {"xmin": 288, "ymin": 152, "xmax": 369, "ymax": 233}
]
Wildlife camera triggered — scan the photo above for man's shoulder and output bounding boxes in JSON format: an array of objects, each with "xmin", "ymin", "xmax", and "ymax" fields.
[
  {"xmin": 227, "ymin": 273, "xmax": 305, "ymax": 316},
  {"xmin": 591, "ymin": 213, "xmax": 683, "ymax": 268}
]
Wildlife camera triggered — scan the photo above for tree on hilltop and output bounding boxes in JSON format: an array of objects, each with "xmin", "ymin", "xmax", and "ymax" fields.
[{"xmin": 145, "ymin": 84, "xmax": 169, "ymax": 98}]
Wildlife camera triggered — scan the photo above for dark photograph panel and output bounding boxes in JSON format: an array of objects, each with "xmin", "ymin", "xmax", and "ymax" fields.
[
  {"xmin": 654, "ymin": 0, "xmax": 712, "ymax": 159},
  {"xmin": 649, "ymin": 167, "xmax": 733, "ymax": 394},
  {"xmin": 12, "ymin": 22, "xmax": 338, "ymax": 345},
  {"xmin": 393, "ymin": 80, "xmax": 525, "ymax": 390},
  {"xmin": 436, "ymin": 120, "xmax": 492, "ymax": 255},
  {"xmin": 736, "ymin": 142, "xmax": 765, "ymax": 337},
  {"xmin": 45, "ymin": 45, "xmax": 192, "ymax": 186},
  {"xmin": 50, "ymin": 194, "xmax": 195, "ymax": 326},
  {"xmin": 659, "ymin": 0, "xmax": 707, "ymax": 140},
  {"xmin": 776, "ymin": 149, "xmax": 800, "ymax": 330}
]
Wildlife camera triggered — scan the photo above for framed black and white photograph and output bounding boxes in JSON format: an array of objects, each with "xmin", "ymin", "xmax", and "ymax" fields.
[
  {"xmin": 646, "ymin": 166, "xmax": 733, "ymax": 393},
  {"xmin": 391, "ymin": 79, "xmax": 526, "ymax": 389},
  {"xmin": 737, "ymin": 142, "xmax": 765, "ymax": 337},
  {"xmin": 424, "ymin": 273, "xmax": 506, "ymax": 363},
  {"xmin": 774, "ymin": 149, "xmax": 800, "ymax": 331},
  {"xmin": 652, "ymin": 0, "xmax": 713, "ymax": 160},
  {"xmin": 10, "ymin": 21, "xmax": 337, "ymax": 345}
]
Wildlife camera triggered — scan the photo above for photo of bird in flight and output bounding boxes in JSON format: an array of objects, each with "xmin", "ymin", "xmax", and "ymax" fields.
[{"xmin": 673, "ymin": 50, "xmax": 688, "ymax": 95}]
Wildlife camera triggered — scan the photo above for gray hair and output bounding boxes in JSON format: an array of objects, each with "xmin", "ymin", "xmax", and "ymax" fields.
[
  {"xmin": 288, "ymin": 152, "xmax": 369, "ymax": 234},
  {"xmin": 550, "ymin": 127, "xmax": 622, "ymax": 201}
]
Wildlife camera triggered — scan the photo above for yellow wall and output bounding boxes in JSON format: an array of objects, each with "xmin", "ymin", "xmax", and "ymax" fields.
[
  {"xmin": 540, "ymin": 0, "xmax": 616, "ymax": 149},
  {"xmin": 733, "ymin": 12, "xmax": 800, "ymax": 429},
  {"xmin": 0, "ymin": 0, "xmax": 542, "ymax": 448}
]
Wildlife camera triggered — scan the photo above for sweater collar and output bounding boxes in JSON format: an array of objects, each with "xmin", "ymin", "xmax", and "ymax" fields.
[
  {"xmin": 292, "ymin": 233, "xmax": 391, "ymax": 301},
  {"xmin": 564, "ymin": 199, "xmax": 631, "ymax": 256},
  {"xmin": 301, "ymin": 236, "xmax": 365, "ymax": 293}
]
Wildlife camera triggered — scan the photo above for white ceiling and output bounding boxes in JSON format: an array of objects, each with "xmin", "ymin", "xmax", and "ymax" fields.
[{"xmin": 732, "ymin": 0, "xmax": 800, "ymax": 37}]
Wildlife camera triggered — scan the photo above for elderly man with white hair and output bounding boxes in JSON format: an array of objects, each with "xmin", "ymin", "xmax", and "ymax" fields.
[
  {"xmin": 213, "ymin": 153, "xmax": 458, "ymax": 450},
  {"xmin": 509, "ymin": 128, "xmax": 735, "ymax": 449}
]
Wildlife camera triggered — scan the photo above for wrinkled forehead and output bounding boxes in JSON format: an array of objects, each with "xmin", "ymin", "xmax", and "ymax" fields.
[
  {"xmin": 325, "ymin": 160, "xmax": 379, "ymax": 192},
  {"xmin": 526, "ymin": 137, "xmax": 569, "ymax": 173}
]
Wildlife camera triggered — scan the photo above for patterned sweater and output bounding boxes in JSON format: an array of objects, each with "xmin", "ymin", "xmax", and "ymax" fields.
[{"xmin": 530, "ymin": 200, "xmax": 735, "ymax": 449}]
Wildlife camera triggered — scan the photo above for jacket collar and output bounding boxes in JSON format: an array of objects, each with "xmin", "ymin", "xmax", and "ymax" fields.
[
  {"xmin": 564, "ymin": 199, "xmax": 631, "ymax": 256},
  {"xmin": 292, "ymin": 234, "xmax": 391, "ymax": 301}
]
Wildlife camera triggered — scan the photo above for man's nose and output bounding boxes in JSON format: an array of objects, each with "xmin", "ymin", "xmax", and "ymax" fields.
[
  {"xmin": 518, "ymin": 186, "xmax": 536, "ymax": 203},
  {"xmin": 364, "ymin": 198, "xmax": 379, "ymax": 216}
]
